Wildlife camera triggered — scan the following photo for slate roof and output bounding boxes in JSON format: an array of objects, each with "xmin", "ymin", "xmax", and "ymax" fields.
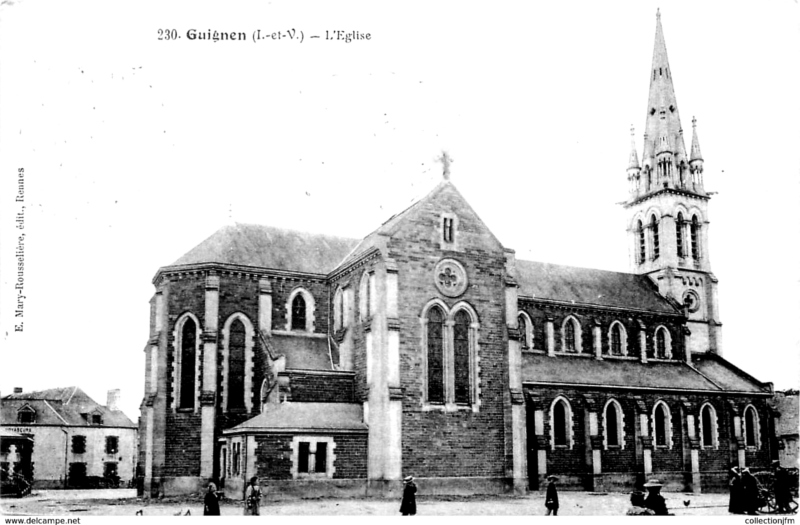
[
  {"xmin": 270, "ymin": 334, "xmax": 333, "ymax": 370},
  {"xmin": 169, "ymin": 223, "xmax": 360, "ymax": 275},
  {"xmin": 522, "ymin": 353, "xmax": 770, "ymax": 394},
  {"xmin": 224, "ymin": 402, "xmax": 367, "ymax": 434},
  {"xmin": 1, "ymin": 387, "xmax": 136, "ymax": 428},
  {"xmin": 691, "ymin": 353, "xmax": 772, "ymax": 394},
  {"xmin": 515, "ymin": 260, "xmax": 679, "ymax": 314}
]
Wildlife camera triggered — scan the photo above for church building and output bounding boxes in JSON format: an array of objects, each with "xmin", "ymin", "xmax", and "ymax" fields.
[{"xmin": 139, "ymin": 12, "xmax": 778, "ymax": 498}]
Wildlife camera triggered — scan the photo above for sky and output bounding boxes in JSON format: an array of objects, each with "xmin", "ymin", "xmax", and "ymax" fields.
[{"xmin": 1, "ymin": 0, "xmax": 799, "ymax": 422}]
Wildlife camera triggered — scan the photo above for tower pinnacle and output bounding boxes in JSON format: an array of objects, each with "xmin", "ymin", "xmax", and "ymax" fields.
[{"xmin": 628, "ymin": 126, "xmax": 640, "ymax": 169}]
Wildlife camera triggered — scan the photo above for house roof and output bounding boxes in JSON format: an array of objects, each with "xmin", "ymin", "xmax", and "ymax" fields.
[
  {"xmin": 270, "ymin": 334, "xmax": 333, "ymax": 370},
  {"xmin": 168, "ymin": 223, "xmax": 360, "ymax": 275},
  {"xmin": 1, "ymin": 387, "xmax": 136, "ymax": 428},
  {"xmin": 522, "ymin": 353, "xmax": 770, "ymax": 394},
  {"xmin": 224, "ymin": 402, "xmax": 367, "ymax": 434},
  {"xmin": 515, "ymin": 260, "xmax": 679, "ymax": 314}
]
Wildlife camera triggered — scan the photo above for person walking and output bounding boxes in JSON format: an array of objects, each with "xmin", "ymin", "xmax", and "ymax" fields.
[
  {"xmin": 399, "ymin": 475, "xmax": 417, "ymax": 516},
  {"xmin": 643, "ymin": 479, "xmax": 669, "ymax": 516},
  {"xmin": 244, "ymin": 476, "xmax": 262, "ymax": 516},
  {"xmin": 203, "ymin": 482, "xmax": 220, "ymax": 516},
  {"xmin": 544, "ymin": 475, "xmax": 559, "ymax": 516}
]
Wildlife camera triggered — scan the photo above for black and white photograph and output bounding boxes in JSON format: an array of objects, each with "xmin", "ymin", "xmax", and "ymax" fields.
[{"xmin": 1, "ymin": 0, "xmax": 798, "ymax": 519}]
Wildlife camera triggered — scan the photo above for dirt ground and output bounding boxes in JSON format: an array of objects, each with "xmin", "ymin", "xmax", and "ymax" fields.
[{"xmin": 0, "ymin": 488, "xmax": 748, "ymax": 516}]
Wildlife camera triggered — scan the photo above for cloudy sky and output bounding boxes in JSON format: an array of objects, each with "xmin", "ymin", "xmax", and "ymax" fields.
[{"xmin": 1, "ymin": 0, "xmax": 798, "ymax": 420}]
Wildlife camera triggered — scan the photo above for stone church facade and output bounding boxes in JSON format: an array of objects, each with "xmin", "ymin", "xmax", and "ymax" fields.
[{"xmin": 139, "ymin": 12, "xmax": 779, "ymax": 498}]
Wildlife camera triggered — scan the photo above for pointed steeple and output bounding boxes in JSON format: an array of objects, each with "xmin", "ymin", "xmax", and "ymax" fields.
[
  {"xmin": 690, "ymin": 116, "xmax": 703, "ymax": 162},
  {"xmin": 637, "ymin": 9, "xmax": 691, "ymax": 195},
  {"xmin": 628, "ymin": 125, "xmax": 640, "ymax": 169}
]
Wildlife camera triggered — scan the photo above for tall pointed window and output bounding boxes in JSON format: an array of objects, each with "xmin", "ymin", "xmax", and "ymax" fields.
[
  {"xmin": 650, "ymin": 215, "xmax": 660, "ymax": 260},
  {"xmin": 637, "ymin": 220, "xmax": 646, "ymax": 264},
  {"xmin": 744, "ymin": 406, "xmax": 759, "ymax": 448},
  {"xmin": 604, "ymin": 401, "xmax": 622, "ymax": 447},
  {"xmin": 228, "ymin": 319, "xmax": 246, "ymax": 409},
  {"xmin": 701, "ymin": 404, "xmax": 716, "ymax": 448},
  {"xmin": 676, "ymin": 212, "xmax": 685, "ymax": 258},
  {"xmin": 610, "ymin": 323, "xmax": 622, "ymax": 355},
  {"xmin": 690, "ymin": 215, "xmax": 700, "ymax": 260},
  {"xmin": 179, "ymin": 318, "xmax": 197, "ymax": 409},
  {"xmin": 564, "ymin": 319, "xmax": 576, "ymax": 352},
  {"xmin": 453, "ymin": 310, "xmax": 471, "ymax": 404},
  {"xmin": 553, "ymin": 400, "xmax": 569, "ymax": 446},
  {"xmin": 654, "ymin": 403, "xmax": 669, "ymax": 447},
  {"xmin": 427, "ymin": 306, "xmax": 445, "ymax": 404},
  {"xmin": 655, "ymin": 327, "xmax": 668, "ymax": 358},
  {"xmin": 291, "ymin": 294, "xmax": 307, "ymax": 330}
]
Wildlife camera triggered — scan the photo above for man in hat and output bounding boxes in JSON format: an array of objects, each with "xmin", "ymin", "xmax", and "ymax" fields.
[
  {"xmin": 545, "ymin": 475, "xmax": 559, "ymax": 516},
  {"xmin": 643, "ymin": 479, "xmax": 669, "ymax": 515},
  {"xmin": 772, "ymin": 460, "xmax": 793, "ymax": 514},
  {"xmin": 400, "ymin": 475, "xmax": 417, "ymax": 516}
]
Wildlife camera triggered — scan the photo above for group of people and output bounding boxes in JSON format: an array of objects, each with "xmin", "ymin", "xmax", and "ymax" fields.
[
  {"xmin": 729, "ymin": 460, "xmax": 795, "ymax": 515},
  {"xmin": 202, "ymin": 476, "xmax": 262, "ymax": 516},
  {"xmin": 197, "ymin": 462, "xmax": 793, "ymax": 516}
]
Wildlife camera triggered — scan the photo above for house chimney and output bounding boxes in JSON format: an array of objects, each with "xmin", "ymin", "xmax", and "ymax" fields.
[
  {"xmin": 107, "ymin": 389, "xmax": 120, "ymax": 411},
  {"xmin": 14, "ymin": 387, "xmax": 23, "ymax": 394}
]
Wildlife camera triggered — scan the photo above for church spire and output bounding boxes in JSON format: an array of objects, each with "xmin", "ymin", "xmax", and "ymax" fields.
[{"xmin": 632, "ymin": 9, "xmax": 693, "ymax": 198}]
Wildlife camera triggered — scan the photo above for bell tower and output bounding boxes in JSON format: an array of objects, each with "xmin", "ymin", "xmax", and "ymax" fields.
[{"xmin": 624, "ymin": 10, "xmax": 722, "ymax": 355}]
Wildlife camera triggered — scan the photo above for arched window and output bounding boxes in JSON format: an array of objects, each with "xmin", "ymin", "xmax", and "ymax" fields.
[
  {"xmin": 610, "ymin": 323, "xmax": 623, "ymax": 355},
  {"xmin": 228, "ymin": 319, "xmax": 246, "ymax": 409},
  {"xmin": 676, "ymin": 212, "xmax": 685, "ymax": 258},
  {"xmin": 656, "ymin": 328, "xmax": 666, "ymax": 358},
  {"xmin": 179, "ymin": 317, "xmax": 197, "ymax": 409},
  {"xmin": 637, "ymin": 220, "xmax": 646, "ymax": 264},
  {"xmin": 690, "ymin": 215, "xmax": 700, "ymax": 260},
  {"xmin": 518, "ymin": 313, "xmax": 532, "ymax": 349},
  {"xmin": 650, "ymin": 215, "xmax": 660, "ymax": 260},
  {"xmin": 291, "ymin": 294, "xmax": 307, "ymax": 330},
  {"xmin": 453, "ymin": 310, "xmax": 471, "ymax": 404},
  {"xmin": 553, "ymin": 399, "xmax": 570, "ymax": 447},
  {"xmin": 654, "ymin": 402, "xmax": 670, "ymax": 447},
  {"xmin": 604, "ymin": 400, "xmax": 624, "ymax": 448},
  {"xmin": 654, "ymin": 326, "xmax": 671, "ymax": 359},
  {"xmin": 700, "ymin": 404, "xmax": 716, "ymax": 448},
  {"xmin": 563, "ymin": 317, "xmax": 580, "ymax": 352},
  {"xmin": 744, "ymin": 406, "xmax": 759, "ymax": 448},
  {"xmin": 427, "ymin": 306, "xmax": 445, "ymax": 404}
]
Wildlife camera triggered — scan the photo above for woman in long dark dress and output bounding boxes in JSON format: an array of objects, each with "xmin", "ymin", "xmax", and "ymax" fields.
[
  {"xmin": 741, "ymin": 469, "xmax": 761, "ymax": 515},
  {"xmin": 729, "ymin": 467, "xmax": 745, "ymax": 514},
  {"xmin": 400, "ymin": 476, "xmax": 417, "ymax": 516},
  {"xmin": 203, "ymin": 482, "xmax": 220, "ymax": 516},
  {"xmin": 545, "ymin": 475, "xmax": 559, "ymax": 516}
]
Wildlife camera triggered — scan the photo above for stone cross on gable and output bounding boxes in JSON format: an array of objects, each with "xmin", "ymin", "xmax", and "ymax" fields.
[{"xmin": 437, "ymin": 151, "xmax": 454, "ymax": 180}]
